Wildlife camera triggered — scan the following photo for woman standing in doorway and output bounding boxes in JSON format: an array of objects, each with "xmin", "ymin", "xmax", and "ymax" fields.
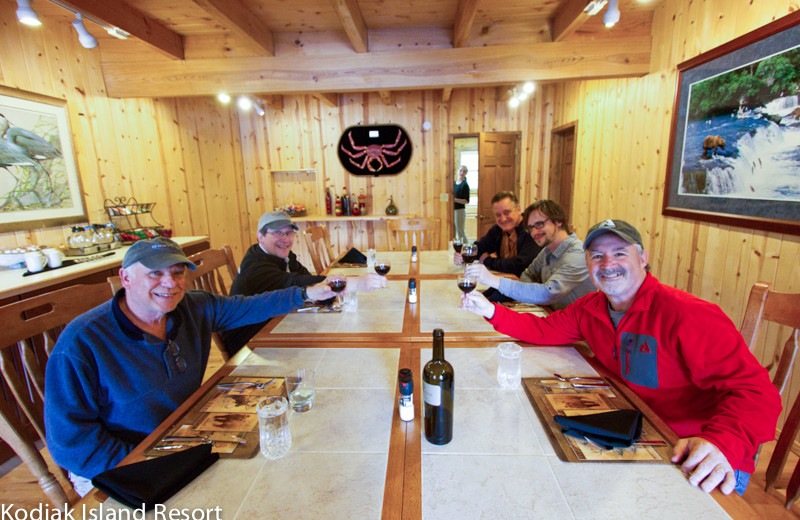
[{"xmin": 454, "ymin": 165, "xmax": 470, "ymax": 243}]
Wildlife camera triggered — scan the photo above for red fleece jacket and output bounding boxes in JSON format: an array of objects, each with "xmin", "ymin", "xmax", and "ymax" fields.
[{"xmin": 489, "ymin": 273, "xmax": 781, "ymax": 473}]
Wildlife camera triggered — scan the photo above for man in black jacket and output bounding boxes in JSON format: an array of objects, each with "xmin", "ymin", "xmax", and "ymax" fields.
[
  {"xmin": 470, "ymin": 191, "xmax": 542, "ymax": 277},
  {"xmin": 220, "ymin": 211, "xmax": 384, "ymax": 354}
]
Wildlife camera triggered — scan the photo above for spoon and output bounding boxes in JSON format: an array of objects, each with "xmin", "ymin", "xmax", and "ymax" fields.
[{"xmin": 216, "ymin": 378, "xmax": 276, "ymax": 390}]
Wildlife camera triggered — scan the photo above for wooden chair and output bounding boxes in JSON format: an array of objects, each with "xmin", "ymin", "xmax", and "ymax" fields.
[
  {"xmin": 0, "ymin": 283, "xmax": 112, "ymax": 508},
  {"xmin": 742, "ymin": 282, "xmax": 800, "ymax": 504},
  {"xmin": 303, "ymin": 224, "xmax": 336, "ymax": 274},
  {"xmin": 386, "ymin": 218, "xmax": 439, "ymax": 251},
  {"xmin": 187, "ymin": 246, "xmax": 238, "ymax": 361}
]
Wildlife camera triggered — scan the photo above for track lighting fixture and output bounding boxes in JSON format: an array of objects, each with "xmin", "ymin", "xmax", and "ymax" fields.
[
  {"xmin": 604, "ymin": 0, "xmax": 620, "ymax": 27},
  {"xmin": 237, "ymin": 96, "xmax": 253, "ymax": 111},
  {"xmin": 16, "ymin": 0, "xmax": 41, "ymax": 26},
  {"xmin": 254, "ymin": 103, "xmax": 265, "ymax": 117},
  {"xmin": 72, "ymin": 13, "xmax": 97, "ymax": 48},
  {"xmin": 218, "ymin": 93, "xmax": 231, "ymax": 104},
  {"xmin": 506, "ymin": 81, "xmax": 536, "ymax": 108}
]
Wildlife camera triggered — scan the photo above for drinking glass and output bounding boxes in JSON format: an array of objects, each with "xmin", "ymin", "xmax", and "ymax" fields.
[
  {"xmin": 257, "ymin": 396, "xmax": 291, "ymax": 459},
  {"xmin": 461, "ymin": 244, "xmax": 478, "ymax": 267},
  {"xmin": 457, "ymin": 275, "xmax": 476, "ymax": 293},
  {"xmin": 286, "ymin": 368, "xmax": 315, "ymax": 412},
  {"xmin": 367, "ymin": 248, "xmax": 376, "ymax": 269},
  {"xmin": 375, "ymin": 259, "xmax": 392, "ymax": 277},
  {"xmin": 497, "ymin": 342, "xmax": 522, "ymax": 389}
]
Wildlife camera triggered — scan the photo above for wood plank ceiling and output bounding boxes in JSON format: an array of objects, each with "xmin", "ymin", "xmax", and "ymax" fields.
[{"xmin": 26, "ymin": 0, "xmax": 660, "ymax": 101}]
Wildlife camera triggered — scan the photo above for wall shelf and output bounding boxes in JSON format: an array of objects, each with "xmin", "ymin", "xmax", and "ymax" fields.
[{"xmin": 292, "ymin": 215, "xmax": 416, "ymax": 223}]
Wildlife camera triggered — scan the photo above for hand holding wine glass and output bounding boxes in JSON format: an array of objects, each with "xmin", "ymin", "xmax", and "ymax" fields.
[
  {"xmin": 326, "ymin": 275, "xmax": 347, "ymax": 293},
  {"xmin": 305, "ymin": 281, "xmax": 339, "ymax": 301},
  {"xmin": 459, "ymin": 290, "xmax": 496, "ymax": 319},
  {"xmin": 464, "ymin": 263, "xmax": 501, "ymax": 289}
]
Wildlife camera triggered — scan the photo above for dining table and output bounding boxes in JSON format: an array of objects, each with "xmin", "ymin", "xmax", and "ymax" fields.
[
  {"xmin": 73, "ymin": 249, "xmax": 760, "ymax": 519},
  {"xmin": 76, "ymin": 342, "xmax": 757, "ymax": 519}
]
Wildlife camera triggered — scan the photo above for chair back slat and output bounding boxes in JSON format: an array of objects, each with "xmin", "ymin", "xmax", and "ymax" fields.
[
  {"xmin": 386, "ymin": 218, "xmax": 439, "ymax": 251},
  {"xmin": 0, "ymin": 282, "xmax": 111, "ymax": 508},
  {"xmin": 303, "ymin": 225, "xmax": 336, "ymax": 274}
]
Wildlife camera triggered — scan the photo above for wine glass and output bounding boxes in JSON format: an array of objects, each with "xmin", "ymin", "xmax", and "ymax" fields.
[
  {"xmin": 457, "ymin": 275, "xmax": 476, "ymax": 293},
  {"xmin": 374, "ymin": 259, "xmax": 391, "ymax": 277},
  {"xmin": 327, "ymin": 275, "xmax": 347, "ymax": 293},
  {"xmin": 461, "ymin": 244, "xmax": 478, "ymax": 266},
  {"xmin": 452, "ymin": 239, "xmax": 463, "ymax": 254}
]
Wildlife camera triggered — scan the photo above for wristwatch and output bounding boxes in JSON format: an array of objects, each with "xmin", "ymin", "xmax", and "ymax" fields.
[{"xmin": 301, "ymin": 286, "xmax": 314, "ymax": 303}]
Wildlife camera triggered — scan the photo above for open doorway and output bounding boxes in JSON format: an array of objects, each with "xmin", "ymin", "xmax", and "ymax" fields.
[{"xmin": 453, "ymin": 136, "xmax": 479, "ymax": 243}]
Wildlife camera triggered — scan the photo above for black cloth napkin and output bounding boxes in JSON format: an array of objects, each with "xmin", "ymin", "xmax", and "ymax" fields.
[
  {"xmin": 554, "ymin": 409, "xmax": 643, "ymax": 450},
  {"xmin": 339, "ymin": 247, "xmax": 366, "ymax": 265},
  {"xmin": 92, "ymin": 443, "xmax": 219, "ymax": 510}
]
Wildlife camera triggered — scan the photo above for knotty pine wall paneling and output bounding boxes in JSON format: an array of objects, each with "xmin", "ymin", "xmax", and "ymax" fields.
[{"xmin": 544, "ymin": 0, "xmax": 800, "ymax": 426}]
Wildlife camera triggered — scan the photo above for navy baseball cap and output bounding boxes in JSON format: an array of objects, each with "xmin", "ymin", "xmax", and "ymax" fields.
[
  {"xmin": 122, "ymin": 237, "xmax": 197, "ymax": 271},
  {"xmin": 583, "ymin": 219, "xmax": 643, "ymax": 250}
]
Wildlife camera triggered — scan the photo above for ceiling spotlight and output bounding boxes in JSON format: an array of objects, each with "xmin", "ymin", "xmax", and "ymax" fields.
[
  {"xmin": 217, "ymin": 93, "xmax": 231, "ymax": 104},
  {"xmin": 517, "ymin": 91, "xmax": 528, "ymax": 102},
  {"xmin": 254, "ymin": 103, "xmax": 265, "ymax": 117},
  {"xmin": 237, "ymin": 96, "xmax": 252, "ymax": 111},
  {"xmin": 604, "ymin": 0, "xmax": 620, "ymax": 27},
  {"xmin": 509, "ymin": 97, "xmax": 520, "ymax": 109},
  {"xmin": 523, "ymin": 82, "xmax": 535, "ymax": 94},
  {"xmin": 72, "ymin": 13, "xmax": 97, "ymax": 49},
  {"xmin": 16, "ymin": 0, "xmax": 41, "ymax": 26}
]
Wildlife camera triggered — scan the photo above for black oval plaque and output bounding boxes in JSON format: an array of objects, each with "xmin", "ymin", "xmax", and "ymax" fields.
[{"xmin": 337, "ymin": 124, "xmax": 412, "ymax": 176}]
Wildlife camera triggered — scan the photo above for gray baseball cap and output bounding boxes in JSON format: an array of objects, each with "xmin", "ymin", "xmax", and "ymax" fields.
[
  {"xmin": 583, "ymin": 219, "xmax": 643, "ymax": 250},
  {"xmin": 122, "ymin": 237, "xmax": 197, "ymax": 271},
  {"xmin": 258, "ymin": 211, "xmax": 299, "ymax": 233}
]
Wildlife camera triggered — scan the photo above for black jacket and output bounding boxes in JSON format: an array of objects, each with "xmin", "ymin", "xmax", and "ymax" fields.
[
  {"xmin": 220, "ymin": 244, "xmax": 325, "ymax": 354},
  {"xmin": 475, "ymin": 222, "xmax": 542, "ymax": 277}
]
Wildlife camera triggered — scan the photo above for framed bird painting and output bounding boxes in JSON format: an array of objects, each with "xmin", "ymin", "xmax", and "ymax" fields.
[{"xmin": 0, "ymin": 85, "xmax": 86, "ymax": 232}]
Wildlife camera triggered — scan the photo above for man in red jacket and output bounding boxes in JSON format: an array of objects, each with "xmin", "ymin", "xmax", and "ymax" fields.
[{"xmin": 460, "ymin": 219, "xmax": 781, "ymax": 496}]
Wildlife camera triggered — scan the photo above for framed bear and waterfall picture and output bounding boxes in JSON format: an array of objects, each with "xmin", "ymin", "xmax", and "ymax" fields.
[{"xmin": 663, "ymin": 10, "xmax": 800, "ymax": 236}]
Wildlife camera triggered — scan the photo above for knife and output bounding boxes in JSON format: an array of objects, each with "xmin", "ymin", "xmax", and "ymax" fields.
[{"xmin": 162, "ymin": 435, "xmax": 247, "ymax": 444}]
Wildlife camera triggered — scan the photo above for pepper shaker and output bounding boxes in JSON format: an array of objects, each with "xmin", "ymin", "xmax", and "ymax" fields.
[{"xmin": 398, "ymin": 368, "xmax": 414, "ymax": 421}]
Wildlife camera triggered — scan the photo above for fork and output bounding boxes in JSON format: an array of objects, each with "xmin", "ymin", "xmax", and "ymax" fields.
[
  {"xmin": 552, "ymin": 373, "xmax": 604, "ymax": 382},
  {"xmin": 216, "ymin": 378, "xmax": 276, "ymax": 390}
]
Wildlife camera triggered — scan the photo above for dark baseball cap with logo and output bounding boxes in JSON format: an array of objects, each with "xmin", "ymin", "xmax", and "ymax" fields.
[
  {"xmin": 257, "ymin": 211, "xmax": 299, "ymax": 233},
  {"xmin": 583, "ymin": 219, "xmax": 644, "ymax": 250},
  {"xmin": 122, "ymin": 237, "xmax": 197, "ymax": 271}
]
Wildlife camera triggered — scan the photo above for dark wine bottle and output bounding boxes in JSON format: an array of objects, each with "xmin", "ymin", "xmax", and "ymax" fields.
[{"xmin": 423, "ymin": 328, "xmax": 453, "ymax": 445}]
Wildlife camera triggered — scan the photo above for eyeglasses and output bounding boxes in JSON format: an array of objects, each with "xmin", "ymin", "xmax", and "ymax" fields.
[
  {"xmin": 525, "ymin": 218, "xmax": 550, "ymax": 232},
  {"xmin": 167, "ymin": 340, "xmax": 187, "ymax": 373},
  {"xmin": 266, "ymin": 230, "xmax": 297, "ymax": 238}
]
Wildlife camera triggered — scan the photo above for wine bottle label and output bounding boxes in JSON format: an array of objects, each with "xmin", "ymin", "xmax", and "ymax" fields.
[{"xmin": 422, "ymin": 381, "xmax": 441, "ymax": 406}]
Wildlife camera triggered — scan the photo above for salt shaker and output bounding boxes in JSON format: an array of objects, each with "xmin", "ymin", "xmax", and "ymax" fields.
[
  {"xmin": 408, "ymin": 278, "xmax": 417, "ymax": 303},
  {"xmin": 411, "ymin": 245, "xmax": 417, "ymax": 262},
  {"xmin": 398, "ymin": 368, "xmax": 414, "ymax": 421}
]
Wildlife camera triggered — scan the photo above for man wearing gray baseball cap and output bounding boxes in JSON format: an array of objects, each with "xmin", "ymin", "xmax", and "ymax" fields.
[
  {"xmin": 460, "ymin": 218, "xmax": 780, "ymax": 497},
  {"xmin": 222, "ymin": 211, "xmax": 385, "ymax": 353},
  {"xmin": 45, "ymin": 237, "xmax": 337, "ymax": 495}
]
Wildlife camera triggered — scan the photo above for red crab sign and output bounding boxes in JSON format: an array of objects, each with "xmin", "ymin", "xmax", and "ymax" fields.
[{"xmin": 337, "ymin": 124, "xmax": 412, "ymax": 176}]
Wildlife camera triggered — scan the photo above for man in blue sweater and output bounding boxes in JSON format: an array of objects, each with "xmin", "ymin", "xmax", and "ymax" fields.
[{"xmin": 44, "ymin": 238, "xmax": 335, "ymax": 495}]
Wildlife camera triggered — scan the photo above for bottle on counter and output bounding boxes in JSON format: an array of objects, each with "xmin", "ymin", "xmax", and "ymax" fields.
[
  {"xmin": 325, "ymin": 187, "xmax": 333, "ymax": 215},
  {"xmin": 358, "ymin": 189, "xmax": 367, "ymax": 215},
  {"xmin": 411, "ymin": 245, "xmax": 417, "ymax": 262},
  {"xmin": 335, "ymin": 194, "xmax": 342, "ymax": 216},
  {"xmin": 350, "ymin": 198, "xmax": 361, "ymax": 216},
  {"xmin": 68, "ymin": 226, "xmax": 85, "ymax": 249},
  {"xmin": 341, "ymin": 186, "xmax": 350, "ymax": 216},
  {"xmin": 398, "ymin": 368, "xmax": 414, "ymax": 422},
  {"xmin": 423, "ymin": 328, "xmax": 454, "ymax": 445}
]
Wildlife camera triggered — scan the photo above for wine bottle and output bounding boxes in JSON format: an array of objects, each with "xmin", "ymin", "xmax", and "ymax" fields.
[{"xmin": 423, "ymin": 328, "xmax": 453, "ymax": 445}]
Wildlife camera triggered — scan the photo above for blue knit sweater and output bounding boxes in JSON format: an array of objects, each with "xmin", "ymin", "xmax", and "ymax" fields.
[{"xmin": 44, "ymin": 287, "xmax": 302, "ymax": 480}]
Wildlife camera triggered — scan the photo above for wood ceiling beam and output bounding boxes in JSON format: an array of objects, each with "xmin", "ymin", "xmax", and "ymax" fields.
[
  {"xmin": 453, "ymin": 0, "xmax": 479, "ymax": 48},
  {"xmin": 192, "ymin": 0, "xmax": 274, "ymax": 56},
  {"xmin": 101, "ymin": 37, "xmax": 651, "ymax": 98},
  {"xmin": 329, "ymin": 0, "xmax": 369, "ymax": 53},
  {"xmin": 258, "ymin": 95, "xmax": 284, "ymax": 110},
  {"xmin": 312, "ymin": 93, "xmax": 339, "ymax": 107},
  {"xmin": 552, "ymin": 0, "xmax": 594, "ymax": 42},
  {"xmin": 442, "ymin": 88, "xmax": 453, "ymax": 104},
  {"xmin": 378, "ymin": 91, "xmax": 392, "ymax": 105},
  {"xmin": 53, "ymin": 0, "xmax": 184, "ymax": 59}
]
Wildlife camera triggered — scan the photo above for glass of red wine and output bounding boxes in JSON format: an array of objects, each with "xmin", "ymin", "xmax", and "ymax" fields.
[
  {"xmin": 452, "ymin": 239, "xmax": 463, "ymax": 254},
  {"xmin": 375, "ymin": 259, "xmax": 391, "ymax": 277},
  {"xmin": 461, "ymin": 244, "xmax": 478, "ymax": 266},
  {"xmin": 457, "ymin": 275, "xmax": 477, "ymax": 293},
  {"xmin": 327, "ymin": 276, "xmax": 347, "ymax": 293}
]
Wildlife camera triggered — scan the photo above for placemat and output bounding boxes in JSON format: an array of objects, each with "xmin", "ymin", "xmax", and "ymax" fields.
[
  {"xmin": 522, "ymin": 377, "xmax": 672, "ymax": 463},
  {"xmin": 143, "ymin": 376, "xmax": 284, "ymax": 459}
]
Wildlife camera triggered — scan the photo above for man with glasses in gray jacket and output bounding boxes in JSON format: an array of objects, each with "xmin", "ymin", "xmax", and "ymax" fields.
[{"xmin": 466, "ymin": 200, "xmax": 594, "ymax": 310}]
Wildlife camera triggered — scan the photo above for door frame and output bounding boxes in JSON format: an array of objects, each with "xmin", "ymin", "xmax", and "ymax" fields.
[{"xmin": 549, "ymin": 121, "xmax": 578, "ymax": 230}]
